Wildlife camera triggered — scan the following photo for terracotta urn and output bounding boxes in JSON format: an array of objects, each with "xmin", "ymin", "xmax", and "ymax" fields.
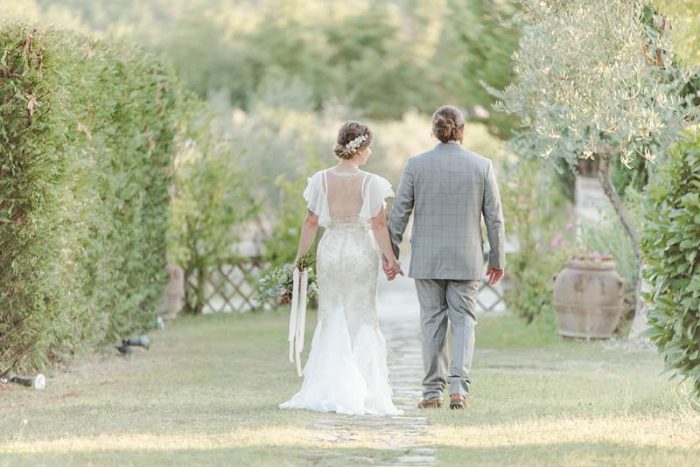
[{"xmin": 553, "ymin": 254, "xmax": 624, "ymax": 339}]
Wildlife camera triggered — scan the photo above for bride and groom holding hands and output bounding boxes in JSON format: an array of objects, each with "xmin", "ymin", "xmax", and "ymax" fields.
[{"xmin": 280, "ymin": 105, "xmax": 505, "ymax": 415}]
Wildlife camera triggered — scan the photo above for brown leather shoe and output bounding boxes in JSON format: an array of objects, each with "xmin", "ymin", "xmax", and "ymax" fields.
[
  {"xmin": 449, "ymin": 394, "xmax": 466, "ymax": 409},
  {"xmin": 417, "ymin": 398, "xmax": 443, "ymax": 409}
]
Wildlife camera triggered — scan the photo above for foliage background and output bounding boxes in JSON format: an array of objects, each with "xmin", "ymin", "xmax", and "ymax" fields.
[
  {"xmin": 0, "ymin": 23, "xmax": 184, "ymax": 372},
  {"xmin": 11, "ymin": 0, "xmax": 520, "ymax": 133},
  {"xmin": 493, "ymin": 0, "xmax": 698, "ymax": 338},
  {"xmin": 5, "ymin": 0, "xmax": 520, "ymax": 321},
  {"xmin": 642, "ymin": 129, "xmax": 700, "ymax": 395},
  {"xmin": 500, "ymin": 158, "xmax": 574, "ymax": 324},
  {"xmin": 2, "ymin": 1, "xmax": 698, "ymax": 390},
  {"xmin": 167, "ymin": 104, "xmax": 260, "ymax": 314}
]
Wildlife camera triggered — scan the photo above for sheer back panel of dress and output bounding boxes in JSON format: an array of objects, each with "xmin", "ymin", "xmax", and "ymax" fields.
[
  {"xmin": 303, "ymin": 168, "xmax": 394, "ymax": 229},
  {"xmin": 324, "ymin": 170, "xmax": 369, "ymax": 222}
]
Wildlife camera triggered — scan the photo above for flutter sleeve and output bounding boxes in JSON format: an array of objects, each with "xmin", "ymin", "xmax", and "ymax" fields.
[
  {"xmin": 361, "ymin": 174, "xmax": 395, "ymax": 222},
  {"xmin": 303, "ymin": 171, "xmax": 324, "ymax": 216}
]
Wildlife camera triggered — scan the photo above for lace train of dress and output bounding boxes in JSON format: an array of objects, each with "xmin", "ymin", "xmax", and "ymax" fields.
[
  {"xmin": 279, "ymin": 169, "xmax": 401, "ymax": 416},
  {"xmin": 279, "ymin": 304, "xmax": 399, "ymax": 415}
]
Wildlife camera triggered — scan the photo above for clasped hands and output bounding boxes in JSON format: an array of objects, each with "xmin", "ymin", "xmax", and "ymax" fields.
[
  {"xmin": 382, "ymin": 257, "xmax": 404, "ymax": 281},
  {"xmin": 382, "ymin": 261, "xmax": 503, "ymax": 284}
]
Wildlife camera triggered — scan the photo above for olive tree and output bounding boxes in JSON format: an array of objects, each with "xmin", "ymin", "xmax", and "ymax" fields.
[
  {"xmin": 653, "ymin": 0, "xmax": 700, "ymax": 66},
  {"xmin": 493, "ymin": 0, "xmax": 697, "ymax": 338}
]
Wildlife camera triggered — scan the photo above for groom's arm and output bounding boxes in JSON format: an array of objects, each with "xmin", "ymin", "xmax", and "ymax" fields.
[
  {"xmin": 388, "ymin": 159, "xmax": 415, "ymax": 260},
  {"xmin": 482, "ymin": 161, "xmax": 505, "ymax": 270}
]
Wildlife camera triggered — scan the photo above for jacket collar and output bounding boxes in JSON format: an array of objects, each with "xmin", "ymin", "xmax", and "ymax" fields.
[{"xmin": 434, "ymin": 141, "xmax": 462, "ymax": 150}]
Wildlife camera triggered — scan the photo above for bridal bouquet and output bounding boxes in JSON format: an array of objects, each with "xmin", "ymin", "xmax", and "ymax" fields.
[
  {"xmin": 257, "ymin": 255, "xmax": 318, "ymax": 305},
  {"xmin": 258, "ymin": 255, "xmax": 317, "ymax": 376}
]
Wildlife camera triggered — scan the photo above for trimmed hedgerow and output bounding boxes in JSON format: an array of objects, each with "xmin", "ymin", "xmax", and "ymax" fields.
[
  {"xmin": 0, "ymin": 23, "xmax": 184, "ymax": 372},
  {"xmin": 642, "ymin": 129, "xmax": 700, "ymax": 397}
]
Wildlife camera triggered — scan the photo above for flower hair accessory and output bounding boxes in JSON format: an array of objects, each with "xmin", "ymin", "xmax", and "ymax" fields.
[
  {"xmin": 345, "ymin": 134, "xmax": 368, "ymax": 152},
  {"xmin": 335, "ymin": 133, "xmax": 369, "ymax": 158}
]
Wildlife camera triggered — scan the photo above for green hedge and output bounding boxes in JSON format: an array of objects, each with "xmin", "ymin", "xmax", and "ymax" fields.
[
  {"xmin": 0, "ymin": 23, "xmax": 184, "ymax": 372},
  {"xmin": 642, "ymin": 128, "xmax": 700, "ymax": 397}
]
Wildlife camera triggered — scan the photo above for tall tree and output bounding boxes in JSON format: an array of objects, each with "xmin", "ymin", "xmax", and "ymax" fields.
[
  {"xmin": 435, "ymin": 0, "xmax": 521, "ymax": 136},
  {"xmin": 494, "ymin": 0, "xmax": 697, "ymax": 338},
  {"xmin": 653, "ymin": 0, "xmax": 700, "ymax": 66}
]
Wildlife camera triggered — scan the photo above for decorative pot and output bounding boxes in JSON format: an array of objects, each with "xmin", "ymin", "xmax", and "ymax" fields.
[{"xmin": 553, "ymin": 256, "xmax": 624, "ymax": 339}]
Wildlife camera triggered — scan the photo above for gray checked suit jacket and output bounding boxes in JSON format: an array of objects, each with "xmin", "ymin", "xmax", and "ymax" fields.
[{"xmin": 388, "ymin": 142, "xmax": 505, "ymax": 280}]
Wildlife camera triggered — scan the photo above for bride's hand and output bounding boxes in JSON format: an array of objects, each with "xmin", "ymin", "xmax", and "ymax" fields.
[
  {"xmin": 382, "ymin": 258, "xmax": 395, "ymax": 280},
  {"xmin": 383, "ymin": 258, "xmax": 404, "ymax": 280}
]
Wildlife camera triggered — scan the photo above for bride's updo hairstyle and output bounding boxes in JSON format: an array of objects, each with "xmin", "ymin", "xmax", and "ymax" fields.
[
  {"xmin": 432, "ymin": 105, "xmax": 465, "ymax": 143},
  {"xmin": 334, "ymin": 121, "xmax": 373, "ymax": 160}
]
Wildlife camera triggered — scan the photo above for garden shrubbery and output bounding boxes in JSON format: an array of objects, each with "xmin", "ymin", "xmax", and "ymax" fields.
[
  {"xmin": 167, "ymin": 105, "xmax": 260, "ymax": 314},
  {"xmin": 0, "ymin": 23, "xmax": 185, "ymax": 372},
  {"xmin": 642, "ymin": 129, "xmax": 700, "ymax": 396},
  {"xmin": 501, "ymin": 158, "xmax": 574, "ymax": 324}
]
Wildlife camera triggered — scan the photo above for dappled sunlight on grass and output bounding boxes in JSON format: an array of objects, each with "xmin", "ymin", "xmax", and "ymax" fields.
[
  {"xmin": 0, "ymin": 446, "xmax": 396, "ymax": 467},
  {"xmin": 1, "ymin": 426, "xmax": 403, "ymax": 466},
  {"xmin": 425, "ymin": 313, "xmax": 700, "ymax": 465},
  {"xmin": 3, "ymin": 426, "xmax": 375, "ymax": 453},
  {"xmin": 2, "ymin": 311, "xmax": 699, "ymax": 465},
  {"xmin": 0, "ymin": 312, "xmax": 400, "ymax": 465},
  {"xmin": 426, "ymin": 414, "xmax": 699, "ymax": 449}
]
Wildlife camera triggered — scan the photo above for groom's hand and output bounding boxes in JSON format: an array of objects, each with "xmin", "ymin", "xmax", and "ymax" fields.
[{"xmin": 487, "ymin": 265, "xmax": 504, "ymax": 285}]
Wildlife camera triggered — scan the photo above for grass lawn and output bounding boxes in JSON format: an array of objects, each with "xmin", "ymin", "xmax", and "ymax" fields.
[
  {"xmin": 1, "ymin": 311, "xmax": 698, "ymax": 466},
  {"xmin": 426, "ymin": 315, "xmax": 700, "ymax": 466},
  {"xmin": 0, "ymin": 312, "xmax": 397, "ymax": 466}
]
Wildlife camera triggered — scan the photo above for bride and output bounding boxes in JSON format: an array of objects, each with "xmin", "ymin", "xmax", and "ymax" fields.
[{"xmin": 279, "ymin": 121, "xmax": 403, "ymax": 416}]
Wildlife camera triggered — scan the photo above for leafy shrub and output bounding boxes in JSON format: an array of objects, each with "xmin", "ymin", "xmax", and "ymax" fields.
[
  {"xmin": 502, "ymin": 158, "xmax": 575, "ymax": 323},
  {"xmin": 642, "ymin": 129, "xmax": 700, "ymax": 396},
  {"xmin": 0, "ymin": 23, "xmax": 184, "ymax": 372},
  {"xmin": 26, "ymin": 0, "xmax": 518, "ymax": 133},
  {"xmin": 578, "ymin": 187, "xmax": 645, "ymax": 327},
  {"xmin": 168, "ymin": 105, "xmax": 259, "ymax": 314},
  {"xmin": 261, "ymin": 174, "xmax": 317, "ymax": 271},
  {"xmin": 214, "ymin": 100, "xmax": 328, "ymax": 274}
]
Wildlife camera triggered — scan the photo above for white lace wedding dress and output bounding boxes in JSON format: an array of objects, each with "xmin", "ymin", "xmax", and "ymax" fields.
[{"xmin": 279, "ymin": 168, "xmax": 402, "ymax": 416}]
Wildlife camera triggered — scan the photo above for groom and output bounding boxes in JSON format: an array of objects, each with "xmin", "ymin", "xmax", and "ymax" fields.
[{"xmin": 385, "ymin": 105, "xmax": 505, "ymax": 409}]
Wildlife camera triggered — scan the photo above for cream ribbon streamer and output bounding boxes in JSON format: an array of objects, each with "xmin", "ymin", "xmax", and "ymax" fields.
[{"xmin": 288, "ymin": 267, "xmax": 308, "ymax": 377}]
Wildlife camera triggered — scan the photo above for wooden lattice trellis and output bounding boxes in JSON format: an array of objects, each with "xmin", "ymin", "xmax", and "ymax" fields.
[
  {"xmin": 185, "ymin": 256, "xmax": 267, "ymax": 313},
  {"xmin": 187, "ymin": 255, "xmax": 506, "ymax": 314},
  {"xmin": 476, "ymin": 281, "xmax": 506, "ymax": 313}
]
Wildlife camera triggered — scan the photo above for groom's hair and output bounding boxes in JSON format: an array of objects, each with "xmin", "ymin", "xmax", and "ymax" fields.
[{"xmin": 432, "ymin": 105, "xmax": 465, "ymax": 143}]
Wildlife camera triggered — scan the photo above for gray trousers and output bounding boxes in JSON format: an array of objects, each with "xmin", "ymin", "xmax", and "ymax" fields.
[{"xmin": 415, "ymin": 279, "xmax": 480, "ymax": 399}]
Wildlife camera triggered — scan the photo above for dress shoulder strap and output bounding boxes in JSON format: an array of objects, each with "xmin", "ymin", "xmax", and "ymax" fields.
[{"xmin": 361, "ymin": 172, "xmax": 372, "ymax": 197}]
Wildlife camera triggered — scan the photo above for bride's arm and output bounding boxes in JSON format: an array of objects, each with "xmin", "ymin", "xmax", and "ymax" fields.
[
  {"xmin": 294, "ymin": 210, "xmax": 319, "ymax": 263},
  {"xmin": 371, "ymin": 208, "xmax": 404, "ymax": 275}
]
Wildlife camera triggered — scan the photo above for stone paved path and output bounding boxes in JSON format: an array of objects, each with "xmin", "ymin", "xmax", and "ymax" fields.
[{"xmin": 310, "ymin": 274, "xmax": 436, "ymax": 466}]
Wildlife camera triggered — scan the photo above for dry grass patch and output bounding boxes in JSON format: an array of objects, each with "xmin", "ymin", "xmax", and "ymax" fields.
[
  {"xmin": 424, "ymin": 314, "xmax": 700, "ymax": 466},
  {"xmin": 426, "ymin": 414, "xmax": 700, "ymax": 449}
]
